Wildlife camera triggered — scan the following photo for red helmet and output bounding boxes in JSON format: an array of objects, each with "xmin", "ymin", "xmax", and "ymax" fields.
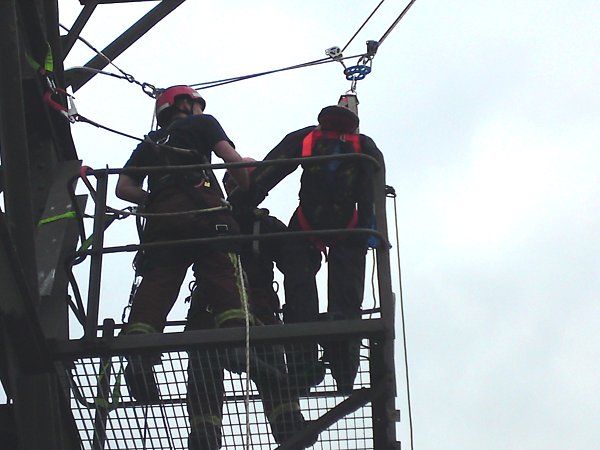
[{"xmin": 155, "ymin": 85, "xmax": 206, "ymax": 127}]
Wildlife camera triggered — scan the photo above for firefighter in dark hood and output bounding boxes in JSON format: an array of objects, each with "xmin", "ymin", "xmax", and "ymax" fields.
[{"xmin": 229, "ymin": 105, "xmax": 385, "ymax": 395}]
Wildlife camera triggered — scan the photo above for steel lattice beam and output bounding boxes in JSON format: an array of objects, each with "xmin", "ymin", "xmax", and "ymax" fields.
[{"xmin": 67, "ymin": 0, "xmax": 186, "ymax": 92}]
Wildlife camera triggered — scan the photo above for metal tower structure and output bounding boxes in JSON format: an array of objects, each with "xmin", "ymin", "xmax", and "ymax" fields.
[{"xmin": 0, "ymin": 1, "xmax": 400, "ymax": 448}]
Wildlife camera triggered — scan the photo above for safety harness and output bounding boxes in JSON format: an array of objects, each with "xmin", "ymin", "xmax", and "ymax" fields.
[{"xmin": 296, "ymin": 129, "xmax": 361, "ymax": 258}]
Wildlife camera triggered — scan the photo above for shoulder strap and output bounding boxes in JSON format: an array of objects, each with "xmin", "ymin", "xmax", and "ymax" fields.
[{"xmin": 301, "ymin": 130, "xmax": 361, "ymax": 157}]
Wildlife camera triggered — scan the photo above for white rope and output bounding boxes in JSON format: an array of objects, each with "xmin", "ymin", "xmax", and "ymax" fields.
[{"xmin": 235, "ymin": 254, "xmax": 252, "ymax": 449}]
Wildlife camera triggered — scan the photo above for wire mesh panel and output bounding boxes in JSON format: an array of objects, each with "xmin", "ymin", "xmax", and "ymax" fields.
[{"xmin": 58, "ymin": 338, "xmax": 375, "ymax": 449}]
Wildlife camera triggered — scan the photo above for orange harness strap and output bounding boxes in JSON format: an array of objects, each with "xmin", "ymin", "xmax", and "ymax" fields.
[
  {"xmin": 295, "ymin": 206, "xmax": 359, "ymax": 260},
  {"xmin": 301, "ymin": 130, "xmax": 361, "ymax": 157}
]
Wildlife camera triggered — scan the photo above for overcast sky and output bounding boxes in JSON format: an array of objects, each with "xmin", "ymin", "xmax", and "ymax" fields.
[{"xmin": 58, "ymin": 1, "xmax": 600, "ymax": 449}]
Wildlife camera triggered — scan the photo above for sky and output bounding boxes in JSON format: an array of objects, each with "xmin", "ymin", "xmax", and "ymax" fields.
[{"xmin": 55, "ymin": 1, "xmax": 600, "ymax": 449}]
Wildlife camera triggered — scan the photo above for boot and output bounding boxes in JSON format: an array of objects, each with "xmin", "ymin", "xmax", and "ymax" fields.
[
  {"xmin": 270, "ymin": 407, "xmax": 318, "ymax": 448},
  {"xmin": 188, "ymin": 423, "xmax": 222, "ymax": 450},
  {"xmin": 221, "ymin": 347, "xmax": 286, "ymax": 383},
  {"xmin": 124, "ymin": 355, "xmax": 160, "ymax": 403},
  {"xmin": 287, "ymin": 360, "xmax": 325, "ymax": 397},
  {"xmin": 322, "ymin": 339, "xmax": 360, "ymax": 395}
]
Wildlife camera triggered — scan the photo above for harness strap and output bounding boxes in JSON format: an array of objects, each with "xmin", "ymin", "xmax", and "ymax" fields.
[
  {"xmin": 295, "ymin": 206, "xmax": 359, "ymax": 259},
  {"xmin": 301, "ymin": 129, "xmax": 361, "ymax": 157},
  {"xmin": 214, "ymin": 308, "xmax": 255, "ymax": 328},
  {"xmin": 268, "ymin": 401, "xmax": 301, "ymax": 424},
  {"xmin": 190, "ymin": 414, "xmax": 222, "ymax": 428},
  {"xmin": 125, "ymin": 322, "xmax": 157, "ymax": 335}
]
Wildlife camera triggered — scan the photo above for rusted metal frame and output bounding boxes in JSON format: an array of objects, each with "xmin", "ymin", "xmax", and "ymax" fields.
[
  {"xmin": 84, "ymin": 171, "xmax": 108, "ymax": 338},
  {"xmin": 75, "ymin": 228, "xmax": 388, "ymax": 258},
  {"xmin": 85, "ymin": 152, "xmax": 381, "ymax": 177},
  {"xmin": 70, "ymin": 0, "xmax": 187, "ymax": 92},
  {"xmin": 36, "ymin": 160, "xmax": 85, "ymax": 339},
  {"xmin": 52, "ymin": 319, "xmax": 386, "ymax": 360},
  {"xmin": 278, "ymin": 384, "xmax": 387, "ymax": 450},
  {"xmin": 0, "ymin": 0, "xmax": 39, "ymax": 293},
  {"xmin": 75, "ymin": 153, "xmax": 383, "ymax": 337},
  {"xmin": 61, "ymin": 1, "xmax": 98, "ymax": 57},
  {"xmin": 371, "ymin": 159, "xmax": 400, "ymax": 448},
  {"xmin": 80, "ymin": 0, "xmax": 161, "ymax": 4}
]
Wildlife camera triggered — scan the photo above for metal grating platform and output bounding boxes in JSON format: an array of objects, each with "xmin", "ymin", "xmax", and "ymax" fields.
[{"xmin": 59, "ymin": 339, "xmax": 376, "ymax": 449}]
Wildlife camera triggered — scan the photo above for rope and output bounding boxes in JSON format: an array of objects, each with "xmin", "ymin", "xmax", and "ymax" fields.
[
  {"xmin": 59, "ymin": 23, "xmax": 157, "ymax": 98},
  {"xmin": 106, "ymin": 205, "xmax": 231, "ymax": 218},
  {"xmin": 234, "ymin": 254, "xmax": 252, "ymax": 449},
  {"xmin": 75, "ymin": 115, "xmax": 143, "ymax": 142},
  {"xmin": 391, "ymin": 190, "xmax": 414, "ymax": 450}
]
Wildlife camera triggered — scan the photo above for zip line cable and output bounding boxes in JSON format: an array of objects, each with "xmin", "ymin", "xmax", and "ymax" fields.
[
  {"xmin": 188, "ymin": 54, "xmax": 363, "ymax": 90},
  {"xmin": 58, "ymin": 0, "xmax": 419, "ymax": 144},
  {"xmin": 341, "ymin": 0, "xmax": 387, "ymax": 53},
  {"xmin": 377, "ymin": 0, "xmax": 419, "ymax": 47},
  {"xmin": 341, "ymin": 0, "xmax": 419, "ymax": 61}
]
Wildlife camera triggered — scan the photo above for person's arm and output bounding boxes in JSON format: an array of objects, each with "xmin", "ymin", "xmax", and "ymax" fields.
[
  {"xmin": 116, "ymin": 173, "xmax": 148, "ymax": 205},
  {"xmin": 227, "ymin": 126, "xmax": 314, "ymax": 211},
  {"xmin": 213, "ymin": 140, "xmax": 249, "ymax": 191}
]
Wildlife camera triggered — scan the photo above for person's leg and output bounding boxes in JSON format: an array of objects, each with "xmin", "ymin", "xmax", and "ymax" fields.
[
  {"xmin": 186, "ymin": 300, "xmax": 224, "ymax": 450},
  {"xmin": 326, "ymin": 240, "xmax": 367, "ymax": 320},
  {"xmin": 123, "ymin": 261, "xmax": 190, "ymax": 403},
  {"xmin": 245, "ymin": 289, "xmax": 317, "ymax": 447},
  {"xmin": 323, "ymin": 240, "xmax": 367, "ymax": 394},
  {"xmin": 278, "ymin": 217, "xmax": 325, "ymax": 394},
  {"xmin": 192, "ymin": 252, "xmax": 285, "ymax": 379},
  {"xmin": 125, "ymin": 262, "xmax": 189, "ymax": 334}
]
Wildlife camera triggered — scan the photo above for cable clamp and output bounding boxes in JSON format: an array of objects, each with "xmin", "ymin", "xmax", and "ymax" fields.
[
  {"xmin": 365, "ymin": 40, "xmax": 379, "ymax": 58},
  {"xmin": 325, "ymin": 46, "xmax": 343, "ymax": 61}
]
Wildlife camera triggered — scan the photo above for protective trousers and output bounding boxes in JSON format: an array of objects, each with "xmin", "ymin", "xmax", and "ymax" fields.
[
  {"xmin": 125, "ymin": 187, "xmax": 243, "ymax": 334},
  {"xmin": 186, "ymin": 289, "xmax": 309, "ymax": 447},
  {"xmin": 280, "ymin": 212, "xmax": 368, "ymax": 394}
]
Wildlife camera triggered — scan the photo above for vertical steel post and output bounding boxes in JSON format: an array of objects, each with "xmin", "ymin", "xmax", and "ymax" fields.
[
  {"xmin": 372, "ymin": 159, "xmax": 400, "ymax": 448},
  {"xmin": 85, "ymin": 172, "xmax": 108, "ymax": 339},
  {"xmin": 0, "ymin": 0, "xmax": 39, "ymax": 294}
]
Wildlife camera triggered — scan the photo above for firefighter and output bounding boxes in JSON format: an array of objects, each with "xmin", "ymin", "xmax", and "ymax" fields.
[
  {"xmin": 185, "ymin": 163, "xmax": 317, "ymax": 449},
  {"xmin": 116, "ymin": 85, "xmax": 255, "ymax": 402},
  {"xmin": 229, "ymin": 106, "xmax": 385, "ymax": 395}
]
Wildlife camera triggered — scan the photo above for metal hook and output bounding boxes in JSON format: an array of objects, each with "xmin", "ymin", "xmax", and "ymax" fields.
[
  {"xmin": 43, "ymin": 87, "xmax": 78, "ymax": 123},
  {"xmin": 142, "ymin": 82, "xmax": 158, "ymax": 99}
]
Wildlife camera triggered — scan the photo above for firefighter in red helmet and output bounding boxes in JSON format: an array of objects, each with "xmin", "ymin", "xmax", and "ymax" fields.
[
  {"xmin": 116, "ymin": 85, "xmax": 262, "ymax": 402},
  {"xmin": 154, "ymin": 85, "xmax": 206, "ymax": 128}
]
